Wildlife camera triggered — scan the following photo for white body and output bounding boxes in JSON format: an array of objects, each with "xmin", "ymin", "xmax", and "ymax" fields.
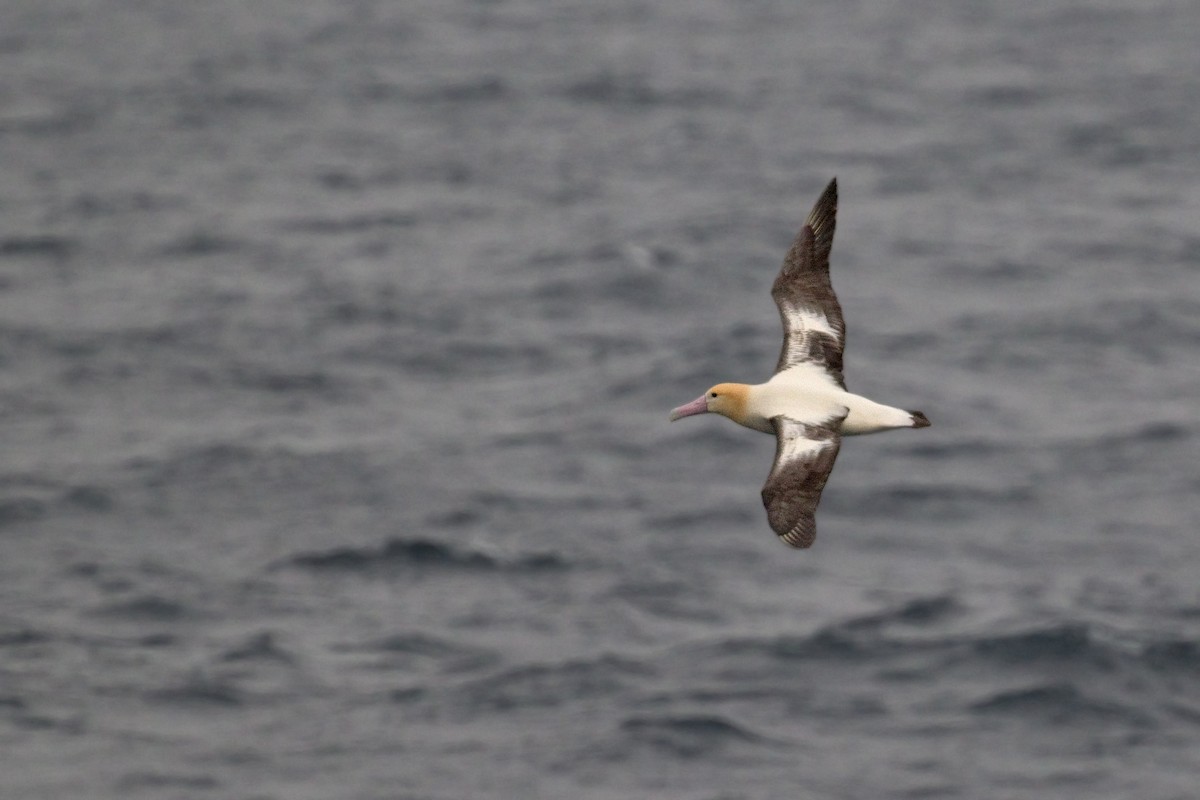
[{"xmin": 742, "ymin": 363, "xmax": 914, "ymax": 436}]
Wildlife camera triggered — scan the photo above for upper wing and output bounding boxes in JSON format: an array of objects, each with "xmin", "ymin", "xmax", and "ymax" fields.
[
  {"xmin": 771, "ymin": 178, "xmax": 846, "ymax": 388},
  {"xmin": 761, "ymin": 411, "xmax": 847, "ymax": 549}
]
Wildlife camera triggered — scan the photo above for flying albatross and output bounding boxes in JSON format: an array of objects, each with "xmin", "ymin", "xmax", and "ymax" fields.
[{"xmin": 669, "ymin": 179, "xmax": 930, "ymax": 548}]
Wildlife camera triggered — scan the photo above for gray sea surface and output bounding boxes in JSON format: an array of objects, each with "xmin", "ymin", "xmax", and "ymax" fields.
[{"xmin": 2, "ymin": 1, "xmax": 1199, "ymax": 798}]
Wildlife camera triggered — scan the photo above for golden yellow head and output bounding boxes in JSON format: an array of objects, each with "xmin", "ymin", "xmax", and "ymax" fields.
[{"xmin": 669, "ymin": 383, "xmax": 750, "ymax": 425}]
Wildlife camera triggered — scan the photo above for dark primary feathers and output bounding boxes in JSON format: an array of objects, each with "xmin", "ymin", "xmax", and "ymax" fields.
[
  {"xmin": 761, "ymin": 411, "xmax": 847, "ymax": 549},
  {"xmin": 771, "ymin": 178, "xmax": 846, "ymax": 387}
]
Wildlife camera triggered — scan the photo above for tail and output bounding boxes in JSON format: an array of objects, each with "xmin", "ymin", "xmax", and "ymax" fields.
[{"xmin": 908, "ymin": 410, "xmax": 931, "ymax": 428}]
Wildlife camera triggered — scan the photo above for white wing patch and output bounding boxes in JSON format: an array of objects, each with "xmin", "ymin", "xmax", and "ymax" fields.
[
  {"xmin": 781, "ymin": 303, "xmax": 840, "ymax": 341},
  {"xmin": 775, "ymin": 427, "xmax": 829, "ymax": 468}
]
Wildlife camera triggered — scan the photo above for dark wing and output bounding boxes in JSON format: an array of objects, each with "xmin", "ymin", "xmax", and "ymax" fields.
[
  {"xmin": 771, "ymin": 178, "xmax": 846, "ymax": 388},
  {"xmin": 761, "ymin": 411, "xmax": 847, "ymax": 549}
]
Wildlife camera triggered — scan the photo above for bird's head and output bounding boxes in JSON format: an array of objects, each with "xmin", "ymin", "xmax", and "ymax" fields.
[{"xmin": 669, "ymin": 383, "xmax": 750, "ymax": 425}]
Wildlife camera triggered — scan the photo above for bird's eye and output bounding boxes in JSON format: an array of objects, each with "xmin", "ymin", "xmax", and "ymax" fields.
[{"xmin": 709, "ymin": 392, "xmax": 718, "ymax": 398}]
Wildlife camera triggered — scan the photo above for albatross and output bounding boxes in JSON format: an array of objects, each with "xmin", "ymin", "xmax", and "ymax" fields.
[{"xmin": 669, "ymin": 179, "xmax": 930, "ymax": 548}]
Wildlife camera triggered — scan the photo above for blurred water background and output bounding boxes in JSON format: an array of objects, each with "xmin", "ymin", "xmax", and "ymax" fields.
[{"xmin": 1, "ymin": 1, "xmax": 1198, "ymax": 798}]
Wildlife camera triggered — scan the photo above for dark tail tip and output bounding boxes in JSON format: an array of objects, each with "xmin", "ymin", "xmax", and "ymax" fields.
[{"xmin": 909, "ymin": 410, "xmax": 931, "ymax": 428}]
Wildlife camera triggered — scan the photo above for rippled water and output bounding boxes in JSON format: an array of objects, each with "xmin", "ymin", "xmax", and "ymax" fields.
[{"xmin": 2, "ymin": 1, "xmax": 1198, "ymax": 798}]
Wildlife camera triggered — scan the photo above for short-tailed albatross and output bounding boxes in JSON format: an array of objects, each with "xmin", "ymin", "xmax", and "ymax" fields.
[{"xmin": 669, "ymin": 179, "xmax": 930, "ymax": 548}]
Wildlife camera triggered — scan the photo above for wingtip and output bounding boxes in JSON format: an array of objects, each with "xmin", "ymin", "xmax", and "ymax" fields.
[
  {"xmin": 778, "ymin": 522, "xmax": 816, "ymax": 549},
  {"xmin": 909, "ymin": 410, "xmax": 931, "ymax": 429},
  {"xmin": 820, "ymin": 176, "xmax": 837, "ymax": 204},
  {"xmin": 805, "ymin": 178, "xmax": 838, "ymax": 235}
]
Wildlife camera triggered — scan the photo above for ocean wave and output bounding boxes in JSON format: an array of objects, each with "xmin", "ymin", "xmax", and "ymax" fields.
[
  {"xmin": 278, "ymin": 211, "xmax": 417, "ymax": 236},
  {"xmin": 1141, "ymin": 638, "xmax": 1200, "ymax": 672},
  {"xmin": 965, "ymin": 624, "xmax": 1198, "ymax": 676},
  {"xmin": 969, "ymin": 683, "xmax": 1154, "ymax": 726},
  {"xmin": 90, "ymin": 595, "xmax": 193, "ymax": 623},
  {"xmin": 0, "ymin": 479, "xmax": 116, "ymax": 524},
  {"xmin": 841, "ymin": 595, "xmax": 962, "ymax": 630},
  {"xmin": 281, "ymin": 537, "xmax": 567, "ymax": 574},
  {"xmin": 1052, "ymin": 421, "xmax": 1194, "ymax": 479},
  {"xmin": 607, "ymin": 579, "xmax": 723, "ymax": 623},
  {"xmin": 223, "ymin": 363, "xmax": 339, "ymax": 395},
  {"xmin": 618, "ymin": 714, "xmax": 770, "ymax": 759},
  {"xmin": 0, "ymin": 474, "xmax": 113, "ymax": 520},
  {"xmin": 684, "ymin": 609, "xmax": 1200, "ymax": 684},
  {"xmin": 157, "ymin": 230, "xmax": 248, "ymax": 257},
  {"xmin": 647, "ymin": 506, "xmax": 755, "ymax": 531},
  {"xmin": 823, "ymin": 481, "xmax": 1036, "ymax": 525},
  {"xmin": 336, "ymin": 632, "xmax": 499, "ymax": 674},
  {"xmin": 904, "ymin": 438, "xmax": 1015, "ymax": 460},
  {"xmin": 0, "ymin": 627, "xmax": 49, "ymax": 647},
  {"xmin": 355, "ymin": 76, "xmax": 509, "ymax": 105},
  {"xmin": 452, "ymin": 654, "xmax": 652, "ymax": 712},
  {"xmin": 147, "ymin": 674, "xmax": 244, "ymax": 708},
  {"xmin": 0, "ymin": 694, "xmax": 26, "ymax": 712},
  {"xmin": 692, "ymin": 627, "xmax": 893, "ymax": 665},
  {"xmin": 115, "ymin": 773, "xmax": 221, "ymax": 792},
  {"xmin": 0, "ymin": 702, "xmax": 85, "ymax": 734},
  {"xmin": 968, "ymin": 623, "xmax": 1103, "ymax": 665},
  {"xmin": 344, "ymin": 336, "xmax": 559, "ymax": 377},
  {"xmin": 0, "ymin": 234, "xmax": 76, "ymax": 259},
  {"xmin": 218, "ymin": 632, "xmax": 296, "ymax": 665},
  {"xmin": 560, "ymin": 72, "xmax": 730, "ymax": 108},
  {"xmin": 0, "ymin": 496, "xmax": 46, "ymax": 527},
  {"xmin": 130, "ymin": 442, "xmax": 386, "ymax": 511},
  {"xmin": 680, "ymin": 597, "xmax": 961, "ymax": 666},
  {"xmin": 61, "ymin": 484, "xmax": 116, "ymax": 512}
]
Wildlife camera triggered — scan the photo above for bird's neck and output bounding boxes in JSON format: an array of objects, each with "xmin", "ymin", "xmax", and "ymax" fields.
[{"xmin": 727, "ymin": 383, "xmax": 776, "ymax": 433}]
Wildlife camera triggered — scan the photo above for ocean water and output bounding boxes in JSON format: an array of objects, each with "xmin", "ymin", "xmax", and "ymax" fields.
[{"xmin": 1, "ymin": 1, "xmax": 1198, "ymax": 798}]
